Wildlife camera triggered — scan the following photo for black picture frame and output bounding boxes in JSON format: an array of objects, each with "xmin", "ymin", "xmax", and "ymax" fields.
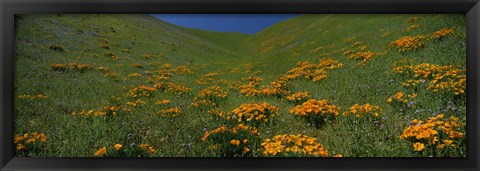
[{"xmin": 1, "ymin": 0, "xmax": 479, "ymax": 170}]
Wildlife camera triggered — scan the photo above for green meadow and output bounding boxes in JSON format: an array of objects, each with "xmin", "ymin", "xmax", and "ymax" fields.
[{"xmin": 14, "ymin": 14, "xmax": 466, "ymax": 157}]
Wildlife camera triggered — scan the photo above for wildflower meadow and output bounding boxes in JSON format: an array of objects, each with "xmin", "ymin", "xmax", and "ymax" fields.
[{"xmin": 14, "ymin": 14, "xmax": 466, "ymax": 157}]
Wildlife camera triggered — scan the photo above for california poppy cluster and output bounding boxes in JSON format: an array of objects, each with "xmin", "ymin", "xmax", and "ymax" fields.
[
  {"xmin": 286, "ymin": 91, "xmax": 310, "ymax": 104},
  {"xmin": 230, "ymin": 102, "xmax": 279, "ymax": 126},
  {"xmin": 399, "ymin": 114, "xmax": 465, "ymax": 156},
  {"xmin": 289, "ymin": 99, "xmax": 339, "ymax": 128},
  {"xmin": 71, "ymin": 104, "xmax": 122, "ymax": 117},
  {"xmin": 342, "ymin": 104, "xmax": 381, "ymax": 118},
  {"xmin": 388, "ymin": 35, "xmax": 427, "ymax": 52},
  {"xmin": 17, "ymin": 94, "xmax": 48, "ymax": 100},
  {"xmin": 14, "ymin": 132, "xmax": 47, "ymax": 157},
  {"xmin": 95, "ymin": 143, "xmax": 156, "ymax": 157},
  {"xmin": 201, "ymin": 124, "xmax": 260, "ymax": 157},
  {"xmin": 431, "ymin": 28, "xmax": 454, "ymax": 39},
  {"xmin": 260, "ymin": 134, "xmax": 334, "ymax": 157},
  {"xmin": 392, "ymin": 61, "xmax": 466, "ymax": 95},
  {"xmin": 387, "ymin": 91, "xmax": 418, "ymax": 109},
  {"xmin": 343, "ymin": 41, "xmax": 386, "ymax": 65},
  {"xmin": 51, "ymin": 62, "xmax": 93, "ymax": 72},
  {"xmin": 193, "ymin": 86, "xmax": 228, "ymax": 108}
]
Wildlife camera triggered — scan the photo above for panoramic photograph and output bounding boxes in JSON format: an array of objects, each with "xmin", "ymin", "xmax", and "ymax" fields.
[{"xmin": 14, "ymin": 14, "xmax": 466, "ymax": 157}]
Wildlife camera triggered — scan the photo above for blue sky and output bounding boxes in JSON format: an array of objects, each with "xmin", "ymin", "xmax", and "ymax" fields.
[{"xmin": 151, "ymin": 14, "xmax": 299, "ymax": 34}]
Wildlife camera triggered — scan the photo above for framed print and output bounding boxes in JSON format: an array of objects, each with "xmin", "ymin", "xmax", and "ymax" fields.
[{"xmin": 1, "ymin": 0, "xmax": 479, "ymax": 170}]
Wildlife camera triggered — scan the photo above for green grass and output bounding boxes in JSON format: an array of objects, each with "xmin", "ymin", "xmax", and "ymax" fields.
[{"xmin": 14, "ymin": 14, "xmax": 466, "ymax": 157}]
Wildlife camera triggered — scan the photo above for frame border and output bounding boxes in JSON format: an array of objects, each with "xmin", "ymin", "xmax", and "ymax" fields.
[{"xmin": 1, "ymin": 0, "xmax": 479, "ymax": 170}]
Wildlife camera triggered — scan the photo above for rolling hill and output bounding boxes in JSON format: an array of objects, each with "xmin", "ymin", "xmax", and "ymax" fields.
[{"xmin": 14, "ymin": 14, "xmax": 466, "ymax": 157}]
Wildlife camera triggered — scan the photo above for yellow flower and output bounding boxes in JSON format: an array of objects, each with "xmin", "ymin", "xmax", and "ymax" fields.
[
  {"xmin": 394, "ymin": 92, "xmax": 404, "ymax": 100},
  {"xmin": 343, "ymin": 103, "xmax": 381, "ymax": 119},
  {"xmin": 114, "ymin": 144, "xmax": 122, "ymax": 151},
  {"xmin": 157, "ymin": 107, "xmax": 183, "ymax": 117},
  {"xmin": 201, "ymin": 131, "xmax": 210, "ymax": 141},
  {"xmin": 243, "ymin": 147, "xmax": 250, "ymax": 153},
  {"xmin": 290, "ymin": 99, "xmax": 339, "ymax": 117},
  {"xmin": 230, "ymin": 139, "xmax": 241, "ymax": 146},
  {"xmin": 16, "ymin": 144, "xmax": 26, "ymax": 151},
  {"xmin": 431, "ymin": 28, "xmax": 454, "ymax": 39},
  {"xmin": 449, "ymin": 131, "xmax": 464, "ymax": 139},
  {"xmin": 413, "ymin": 142, "xmax": 425, "ymax": 151},
  {"xmin": 261, "ymin": 134, "xmax": 329, "ymax": 157},
  {"xmin": 231, "ymin": 102, "xmax": 279, "ymax": 124},
  {"xmin": 14, "ymin": 134, "xmax": 24, "ymax": 144},
  {"xmin": 26, "ymin": 138, "xmax": 36, "ymax": 144},
  {"xmin": 139, "ymin": 144, "xmax": 156, "ymax": 154},
  {"xmin": 393, "ymin": 62, "xmax": 465, "ymax": 96},
  {"xmin": 95, "ymin": 147, "xmax": 107, "ymax": 156},
  {"xmin": 437, "ymin": 114, "xmax": 444, "ymax": 119},
  {"xmin": 286, "ymin": 91, "xmax": 310, "ymax": 102},
  {"xmin": 389, "ymin": 35, "xmax": 426, "ymax": 52},
  {"xmin": 443, "ymin": 139, "xmax": 453, "ymax": 145}
]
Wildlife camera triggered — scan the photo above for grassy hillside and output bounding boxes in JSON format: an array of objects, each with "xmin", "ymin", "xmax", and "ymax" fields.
[
  {"xmin": 181, "ymin": 27, "xmax": 252, "ymax": 54},
  {"xmin": 14, "ymin": 14, "xmax": 466, "ymax": 157},
  {"xmin": 242, "ymin": 14, "xmax": 466, "ymax": 157}
]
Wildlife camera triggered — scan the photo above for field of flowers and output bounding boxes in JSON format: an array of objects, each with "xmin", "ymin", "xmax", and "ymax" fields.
[{"xmin": 14, "ymin": 14, "xmax": 466, "ymax": 157}]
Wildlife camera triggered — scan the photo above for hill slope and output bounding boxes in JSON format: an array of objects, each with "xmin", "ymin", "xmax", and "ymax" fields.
[
  {"xmin": 14, "ymin": 14, "xmax": 466, "ymax": 157},
  {"xmin": 181, "ymin": 27, "xmax": 252, "ymax": 54},
  {"xmin": 241, "ymin": 14, "xmax": 466, "ymax": 157}
]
